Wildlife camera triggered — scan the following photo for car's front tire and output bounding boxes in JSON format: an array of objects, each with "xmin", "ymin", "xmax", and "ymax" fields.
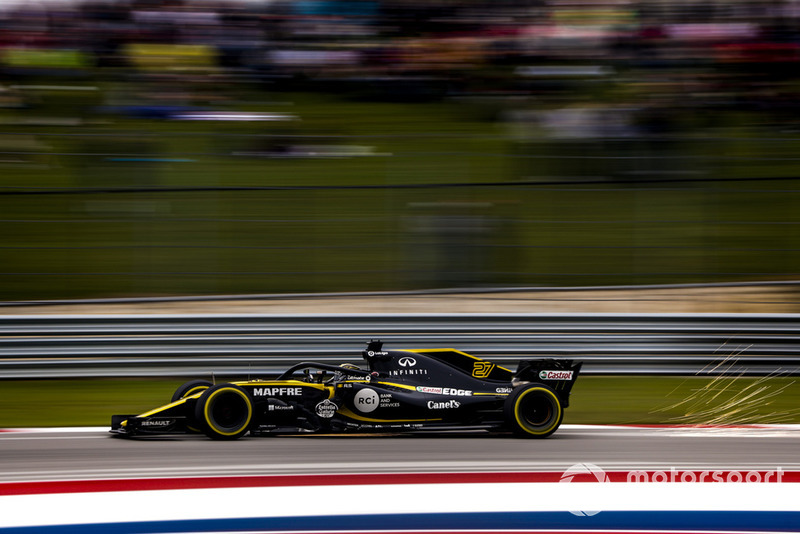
[
  {"xmin": 194, "ymin": 384, "xmax": 253, "ymax": 440},
  {"xmin": 503, "ymin": 384, "xmax": 563, "ymax": 438}
]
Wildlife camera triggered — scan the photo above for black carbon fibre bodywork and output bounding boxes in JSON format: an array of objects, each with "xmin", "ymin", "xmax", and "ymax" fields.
[{"xmin": 110, "ymin": 341, "xmax": 581, "ymax": 439}]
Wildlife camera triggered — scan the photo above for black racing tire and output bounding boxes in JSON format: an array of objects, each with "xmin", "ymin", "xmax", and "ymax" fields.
[
  {"xmin": 194, "ymin": 384, "xmax": 253, "ymax": 440},
  {"xmin": 503, "ymin": 383, "xmax": 563, "ymax": 438},
  {"xmin": 172, "ymin": 379, "xmax": 213, "ymax": 433},
  {"xmin": 171, "ymin": 379, "xmax": 213, "ymax": 403}
]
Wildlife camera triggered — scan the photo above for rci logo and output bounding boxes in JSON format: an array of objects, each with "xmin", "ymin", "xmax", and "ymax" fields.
[
  {"xmin": 472, "ymin": 361, "xmax": 495, "ymax": 378},
  {"xmin": 354, "ymin": 388, "xmax": 379, "ymax": 413},
  {"xmin": 398, "ymin": 357, "xmax": 417, "ymax": 367},
  {"xmin": 559, "ymin": 463, "xmax": 608, "ymax": 517}
]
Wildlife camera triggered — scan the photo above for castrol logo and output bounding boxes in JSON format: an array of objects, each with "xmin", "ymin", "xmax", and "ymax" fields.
[{"xmin": 539, "ymin": 370, "xmax": 573, "ymax": 380}]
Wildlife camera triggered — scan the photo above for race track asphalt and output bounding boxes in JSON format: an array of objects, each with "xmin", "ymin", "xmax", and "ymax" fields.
[{"xmin": 1, "ymin": 425, "xmax": 798, "ymax": 482}]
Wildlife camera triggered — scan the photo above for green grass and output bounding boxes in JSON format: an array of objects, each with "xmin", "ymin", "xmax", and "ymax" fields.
[
  {"xmin": 3, "ymin": 91, "xmax": 800, "ymax": 300},
  {"xmin": 1, "ymin": 376, "xmax": 798, "ymax": 428},
  {"xmin": 0, "ymin": 379, "xmax": 181, "ymax": 427},
  {"xmin": 568, "ymin": 376, "xmax": 800, "ymax": 425}
]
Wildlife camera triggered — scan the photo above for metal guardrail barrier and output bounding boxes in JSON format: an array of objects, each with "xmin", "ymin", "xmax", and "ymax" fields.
[{"xmin": 1, "ymin": 314, "xmax": 800, "ymax": 378}]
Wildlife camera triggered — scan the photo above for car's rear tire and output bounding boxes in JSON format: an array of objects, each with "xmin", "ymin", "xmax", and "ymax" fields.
[
  {"xmin": 171, "ymin": 379, "xmax": 213, "ymax": 403},
  {"xmin": 504, "ymin": 384, "xmax": 563, "ymax": 438},
  {"xmin": 195, "ymin": 384, "xmax": 253, "ymax": 440}
]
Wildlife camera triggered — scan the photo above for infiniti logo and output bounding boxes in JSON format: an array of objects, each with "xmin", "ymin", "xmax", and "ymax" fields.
[{"xmin": 398, "ymin": 357, "xmax": 417, "ymax": 367}]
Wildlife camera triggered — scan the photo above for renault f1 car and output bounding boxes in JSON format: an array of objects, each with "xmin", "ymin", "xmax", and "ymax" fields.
[{"xmin": 110, "ymin": 341, "xmax": 581, "ymax": 439}]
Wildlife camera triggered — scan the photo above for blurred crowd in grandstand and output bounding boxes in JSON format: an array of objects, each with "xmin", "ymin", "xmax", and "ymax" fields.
[
  {"xmin": 1, "ymin": 0, "xmax": 800, "ymax": 131},
  {"xmin": 3, "ymin": 1, "xmax": 800, "ymax": 297}
]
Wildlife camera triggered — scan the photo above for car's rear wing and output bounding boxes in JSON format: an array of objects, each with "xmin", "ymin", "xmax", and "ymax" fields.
[{"xmin": 514, "ymin": 359, "xmax": 582, "ymax": 407}]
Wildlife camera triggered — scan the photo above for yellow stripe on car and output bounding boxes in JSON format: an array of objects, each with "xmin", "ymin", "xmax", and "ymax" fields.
[
  {"xmin": 181, "ymin": 386, "xmax": 208, "ymax": 398},
  {"xmin": 408, "ymin": 348, "xmax": 513, "ymax": 373},
  {"xmin": 371, "ymin": 381, "xmax": 417, "ymax": 391}
]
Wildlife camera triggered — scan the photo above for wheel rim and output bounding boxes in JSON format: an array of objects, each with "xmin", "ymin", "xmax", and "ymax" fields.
[
  {"xmin": 519, "ymin": 393, "xmax": 554, "ymax": 427},
  {"xmin": 206, "ymin": 389, "xmax": 251, "ymax": 434},
  {"xmin": 515, "ymin": 388, "xmax": 560, "ymax": 434}
]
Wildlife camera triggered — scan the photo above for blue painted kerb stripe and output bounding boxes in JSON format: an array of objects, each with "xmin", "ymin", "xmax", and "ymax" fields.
[{"xmin": 2, "ymin": 511, "xmax": 800, "ymax": 534}]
